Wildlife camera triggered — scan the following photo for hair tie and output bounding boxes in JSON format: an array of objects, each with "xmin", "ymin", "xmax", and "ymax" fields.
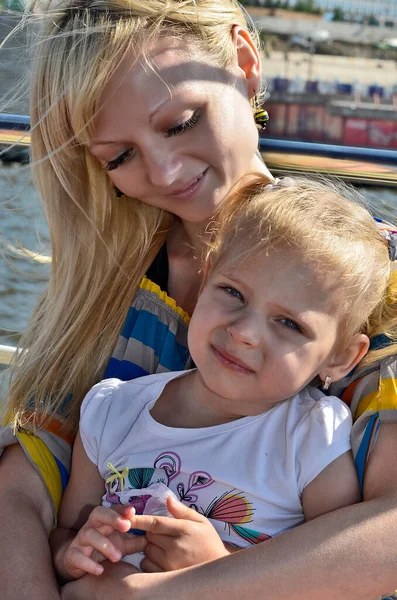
[
  {"xmin": 387, "ymin": 234, "xmax": 397, "ymax": 261},
  {"xmin": 376, "ymin": 220, "xmax": 397, "ymax": 261},
  {"xmin": 264, "ymin": 177, "xmax": 295, "ymax": 192}
]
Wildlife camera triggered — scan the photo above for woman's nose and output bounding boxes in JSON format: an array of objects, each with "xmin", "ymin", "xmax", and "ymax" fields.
[
  {"xmin": 143, "ymin": 145, "xmax": 183, "ymax": 188},
  {"xmin": 226, "ymin": 314, "xmax": 263, "ymax": 348}
]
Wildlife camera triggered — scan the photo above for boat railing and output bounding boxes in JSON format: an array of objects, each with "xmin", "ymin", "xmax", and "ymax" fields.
[{"xmin": 0, "ymin": 345, "xmax": 17, "ymax": 369}]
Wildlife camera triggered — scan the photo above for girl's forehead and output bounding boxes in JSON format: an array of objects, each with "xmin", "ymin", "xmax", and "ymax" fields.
[{"xmin": 212, "ymin": 245, "xmax": 341, "ymax": 300}]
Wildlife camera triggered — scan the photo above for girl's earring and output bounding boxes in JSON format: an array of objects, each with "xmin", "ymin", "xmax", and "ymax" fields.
[
  {"xmin": 114, "ymin": 187, "xmax": 123, "ymax": 199},
  {"xmin": 253, "ymin": 91, "xmax": 269, "ymax": 132},
  {"xmin": 322, "ymin": 375, "xmax": 332, "ymax": 391}
]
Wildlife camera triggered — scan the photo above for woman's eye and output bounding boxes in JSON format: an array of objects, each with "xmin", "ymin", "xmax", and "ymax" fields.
[
  {"xmin": 105, "ymin": 148, "xmax": 133, "ymax": 172},
  {"xmin": 222, "ymin": 286, "xmax": 245, "ymax": 303},
  {"xmin": 166, "ymin": 110, "xmax": 200, "ymax": 138},
  {"xmin": 279, "ymin": 318, "xmax": 301, "ymax": 332}
]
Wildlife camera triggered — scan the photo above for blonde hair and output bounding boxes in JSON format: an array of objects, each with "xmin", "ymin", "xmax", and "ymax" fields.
[
  {"xmin": 7, "ymin": 0, "xmax": 260, "ymax": 434},
  {"xmin": 208, "ymin": 174, "xmax": 397, "ymax": 365}
]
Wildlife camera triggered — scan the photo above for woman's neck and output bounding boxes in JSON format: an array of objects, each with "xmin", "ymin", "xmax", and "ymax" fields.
[{"xmin": 168, "ymin": 218, "xmax": 209, "ymax": 260}]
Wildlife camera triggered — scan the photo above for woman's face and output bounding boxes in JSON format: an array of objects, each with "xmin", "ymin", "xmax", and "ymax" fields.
[{"xmin": 89, "ymin": 33, "xmax": 262, "ymax": 224}]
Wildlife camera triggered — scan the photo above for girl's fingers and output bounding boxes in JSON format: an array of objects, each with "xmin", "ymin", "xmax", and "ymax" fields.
[
  {"xmin": 76, "ymin": 528, "xmax": 122, "ymax": 562},
  {"xmin": 66, "ymin": 549, "xmax": 104, "ymax": 577},
  {"xmin": 108, "ymin": 530, "xmax": 148, "ymax": 555},
  {"xmin": 87, "ymin": 505, "xmax": 132, "ymax": 533},
  {"xmin": 140, "ymin": 555, "xmax": 164, "ymax": 573},
  {"xmin": 145, "ymin": 532, "xmax": 175, "ymax": 550},
  {"xmin": 129, "ymin": 514, "xmax": 188, "ymax": 537},
  {"xmin": 143, "ymin": 542, "xmax": 167, "ymax": 570},
  {"xmin": 122, "ymin": 532, "xmax": 148, "ymax": 555},
  {"xmin": 111, "ymin": 505, "xmax": 136, "ymax": 521},
  {"xmin": 166, "ymin": 496, "xmax": 204, "ymax": 522}
]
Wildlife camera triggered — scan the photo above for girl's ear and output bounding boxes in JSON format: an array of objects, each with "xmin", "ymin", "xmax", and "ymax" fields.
[
  {"xmin": 319, "ymin": 334, "xmax": 370, "ymax": 384},
  {"xmin": 231, "ymin": 25, "xmax": 261, "ymax": 95}
]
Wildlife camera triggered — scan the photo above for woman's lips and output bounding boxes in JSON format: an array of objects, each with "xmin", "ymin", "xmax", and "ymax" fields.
[
  {"xmin": 212, "ymin": 346, "xmax": 254, "ymax": 374},
  {"xmin": 170, "ymin": 168, "xmax": 208, "ymax": 199}
]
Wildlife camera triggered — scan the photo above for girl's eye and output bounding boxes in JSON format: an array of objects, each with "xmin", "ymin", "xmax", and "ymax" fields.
[
  {"xmin": 105, "ymin": 148, "xmax": 133, "ymax": 172},
  {"xmin": 166, "ymin": 110, "xmax": 200, "ymax": 138},
  {"xmin": 279, "ymin": 318, "xmax": 301, "ymax": 333},
  {"xmin": 222, "ymin": 286, "xmax": 245, "ymax": 303}
]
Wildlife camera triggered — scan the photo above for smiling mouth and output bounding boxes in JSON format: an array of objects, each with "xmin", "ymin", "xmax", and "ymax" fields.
[
  {"xmin": 171, "ymin": 168, "xmax": 208, "ymax": 198},
  {"xmin": 212, "ymin": 346, "xmax": 254, "ymax": 374}
]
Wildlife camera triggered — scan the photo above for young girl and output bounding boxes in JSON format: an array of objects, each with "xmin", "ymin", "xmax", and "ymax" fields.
[{"xmin": 51, "ymin": 175, "xmax": 396, "ymax": 581}]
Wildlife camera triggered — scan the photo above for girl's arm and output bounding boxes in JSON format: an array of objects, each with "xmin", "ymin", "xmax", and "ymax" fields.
[
  {"xmin": 0, "ymin": 444, "xmax": 60, "ymax": 600},
  {"xmin": 51, "ymin": 432, "xmax": 143, "ymax": 581},
  {"xmin": 61, "ymin": 422, "xmax": 397, "ymax": 600}
]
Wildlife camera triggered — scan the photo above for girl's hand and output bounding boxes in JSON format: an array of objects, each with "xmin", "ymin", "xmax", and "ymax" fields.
[
  {"xmin": 63, "ymin": 505, "xmax": 143, "ymax": 579},
  {"xmin": 130, "ymin": 495, "xmax": 231, "ymax": 572}
]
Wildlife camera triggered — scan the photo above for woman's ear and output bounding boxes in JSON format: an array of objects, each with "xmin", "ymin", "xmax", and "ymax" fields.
[
  {"xmin": 319, "ymin": 334, "xmax": 370, "ymax": 384},
  {"xmin": 231, "ymin": 25, "xmax": 261, "ymax": 95}
]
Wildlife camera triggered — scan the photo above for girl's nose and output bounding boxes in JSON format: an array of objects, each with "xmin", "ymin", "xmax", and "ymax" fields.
[
  {"xmin": 226, "ymin": 314, "xmax": 263, "ymax": 348},
  {"xmin": 143, "ymin": 145, "xmax": 183, "ymax": 188}
]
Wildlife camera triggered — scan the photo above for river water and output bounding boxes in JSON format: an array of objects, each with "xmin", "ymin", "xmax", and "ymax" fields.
[{"xmin": 1, "ymin": 161, "xmax": 396, "ymax": 347}]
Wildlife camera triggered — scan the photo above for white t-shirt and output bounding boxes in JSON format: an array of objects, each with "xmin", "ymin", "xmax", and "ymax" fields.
[{"xmin": 80, "ymin": 370, "xmax": 352, "ymax": 551}]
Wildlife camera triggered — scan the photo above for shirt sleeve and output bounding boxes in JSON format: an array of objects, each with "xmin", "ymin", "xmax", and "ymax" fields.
[
  {"xmin": 79, "ymin": 379, "xmax": 121, "ymax": 466},
  {"xmin": 295, "ymin": 392, "xmax": 353, "ymax": 494}
]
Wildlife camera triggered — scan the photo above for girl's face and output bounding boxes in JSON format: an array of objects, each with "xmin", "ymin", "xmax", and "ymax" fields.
[
  {"xmin": 188, "ymin": 247, "xmax": 348, "ymax": 419},
  {"xmin": 89, "ymin": 34, "xmax": 262, "ymax": 224}
]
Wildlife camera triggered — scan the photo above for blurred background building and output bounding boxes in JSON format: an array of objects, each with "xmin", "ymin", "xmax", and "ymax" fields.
[{"xmin": 313, "ymin": 0, "xmax": 397, "ymax": 25}]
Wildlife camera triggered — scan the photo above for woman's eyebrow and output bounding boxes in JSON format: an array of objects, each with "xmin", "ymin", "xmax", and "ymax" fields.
[
  {"xmin": 149, "ymin": 97, "xmax": 172, "ymax": 122},
  {"xmin": 90, "ymin": 97, "xmax": 176, "ymax": 146},
  {"xmin": 90, "ymin": 139, "xmax": 120, "ymax": 147}
]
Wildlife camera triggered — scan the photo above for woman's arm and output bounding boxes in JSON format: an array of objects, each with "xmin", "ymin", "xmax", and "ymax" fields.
[
  {"xmin": 62, "ymin": 422, "xmax": 397, "ymax": 600},
  {"xmin": 302, "ymin": 450, "xmax": 361, "ymax": 521},
  {"xmin": 0, "ymin": 444, "xmax": 60, "ymax": 600}
]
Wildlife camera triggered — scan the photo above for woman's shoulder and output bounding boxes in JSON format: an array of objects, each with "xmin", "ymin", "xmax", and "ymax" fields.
[{"xmin": 105, "ymin": 275, "xmax": 191, "ymax": 382}]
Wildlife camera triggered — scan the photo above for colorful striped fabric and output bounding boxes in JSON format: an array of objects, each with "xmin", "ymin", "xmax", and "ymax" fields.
[
  {"xmin": 330, "ymin": 354, "xmax": 397, "ymax": 497},
  {"xmin": 104, "ymin": 276, "xmax": 190, "ymax": 380},
  {"xmin": 0, "ymin": 275, "xmax": 191, "ymax": 523}
]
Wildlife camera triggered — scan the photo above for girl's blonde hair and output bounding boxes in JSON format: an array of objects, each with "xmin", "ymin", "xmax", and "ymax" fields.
[
  {"xmin": 7, "ymin": 0, "xmax": 260, "ymax": 434},
  {"xmin": 209, "ymin": 174, "xmax": 397, "ymax": 365}
]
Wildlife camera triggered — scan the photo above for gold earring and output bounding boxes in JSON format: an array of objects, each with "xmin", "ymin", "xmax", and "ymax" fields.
[{"xmin": 253, "ymin": 91, "xmax": 269, "ymax": 132}]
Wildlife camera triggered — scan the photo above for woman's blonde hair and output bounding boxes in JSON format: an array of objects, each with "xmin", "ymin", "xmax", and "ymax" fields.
[
  {"xmin": 6, "ymin": 0, "xmax": 260, "ymax": 434},
  {"xmin": 208, "ymin": 174, "xmax": 397, "ymax": 365}
]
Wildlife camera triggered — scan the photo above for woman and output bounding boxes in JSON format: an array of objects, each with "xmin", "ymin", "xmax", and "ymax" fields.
[{"xmin": 1, "ymin": 1, "xmax": 396, "ymax": 599}]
